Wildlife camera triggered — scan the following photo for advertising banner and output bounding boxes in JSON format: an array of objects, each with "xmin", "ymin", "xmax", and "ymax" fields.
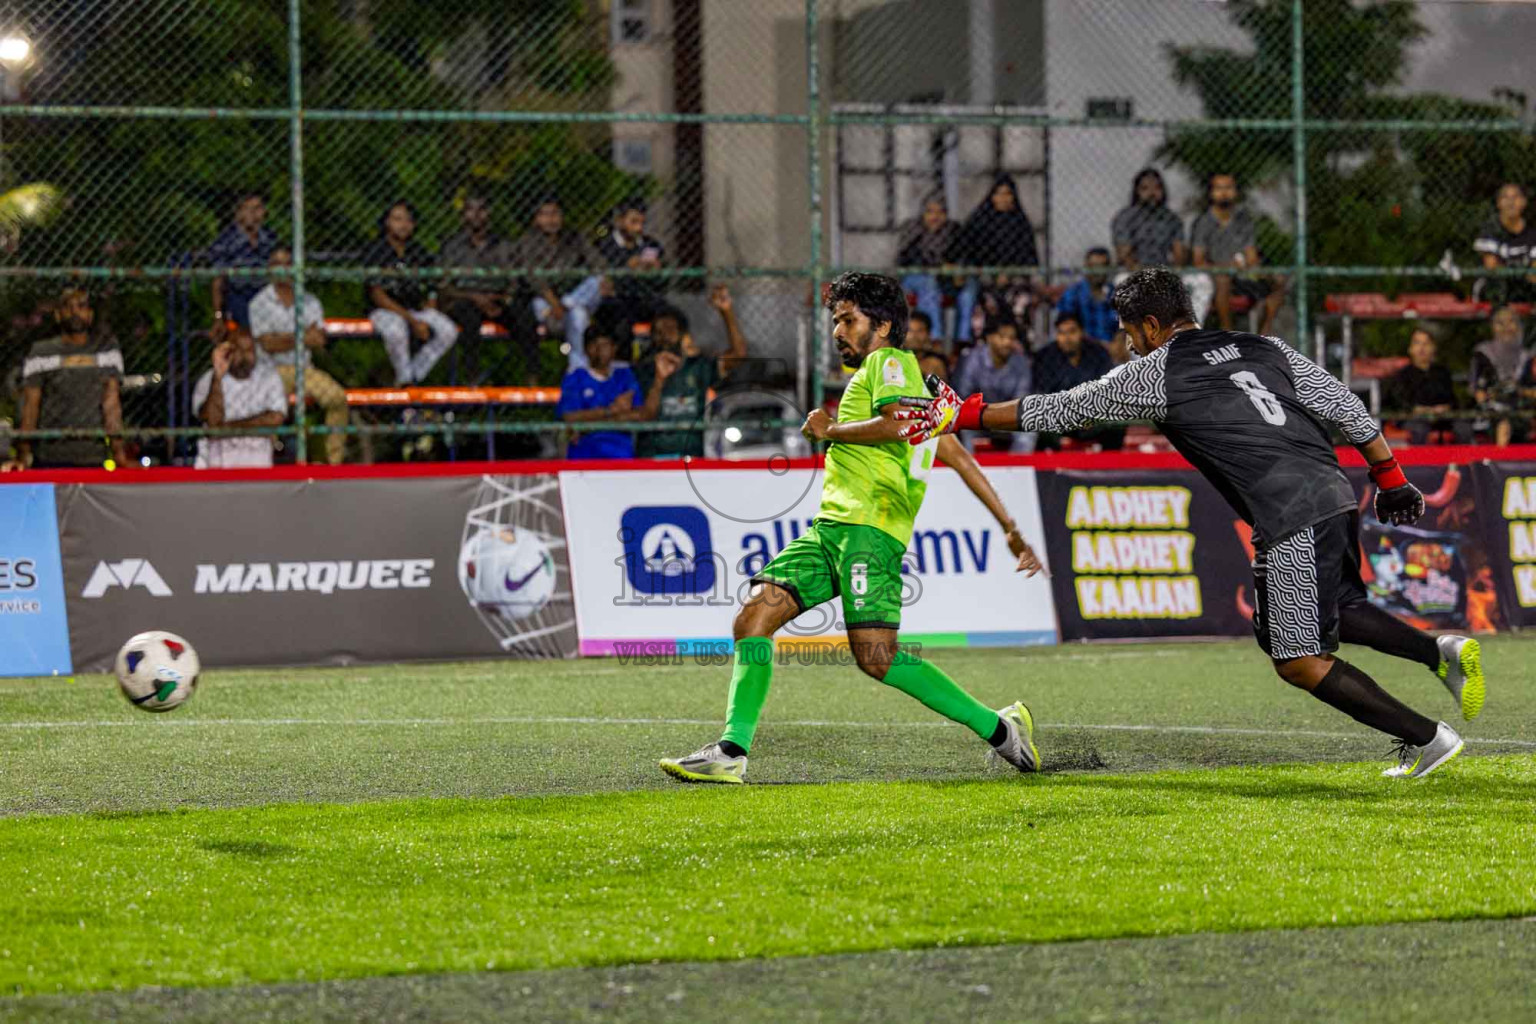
[
  {"xmin": 1471, "ymin": 461, "xmax": 1536, "ymax": 630},
  {"xmin": 1347, "ymin": 462, "xmax": 1503, "ymax": 634},
  {"xmin": 58, "ymin": 474, "xmax": 577, "ymax": 671},
  {"xmin": 559, "ymin": 463, "xmax": 1056, "ymax": 654},
  {"xmin": 1035, "ymin": 469, "xmax": 1255, "ymax": 642},
  {"xmin": 0, "ymin": 484, "xmax": 72, "ymax": 676}
]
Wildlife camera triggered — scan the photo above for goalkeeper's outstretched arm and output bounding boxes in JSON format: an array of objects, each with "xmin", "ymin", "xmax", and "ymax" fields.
[{"xmin": 897, "ymin": 349, "xmax": 1172, "ymax": 444}]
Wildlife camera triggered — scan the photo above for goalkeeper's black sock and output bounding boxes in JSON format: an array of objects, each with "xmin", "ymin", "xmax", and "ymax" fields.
[
  {"xmin": 1311, "ymin": 659, "xmax": 1437, "ymax": 746},
  {"xmin": 718, "ymin": 740, "xmax": 747, "ymax": 759},
  {"xmin": 988, "ymin": 718, "xmax": 1010, "ymax": 747},
  {"xmin": 1338, "ymin": 602, "xmax": 1440, "ymax": 670}
]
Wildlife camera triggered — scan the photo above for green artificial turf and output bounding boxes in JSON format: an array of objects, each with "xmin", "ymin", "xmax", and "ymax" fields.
[
  {"xmin": 4, "ymin": 755, "xmax": 1536, "ymax": 994},
  {"xmin": 6, "ymin": 919, "xmax": 1535, "ymax": 1024},
  {"xmin": 2, "ymin": 636, "xmax": 1533, "ymax": 1012},
  {"xmin": 3, "ymin": 638, "xmax": 1533, "ymax": 816}
]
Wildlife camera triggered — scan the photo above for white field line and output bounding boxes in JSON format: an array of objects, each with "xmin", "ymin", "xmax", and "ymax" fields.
[
  {"xmin": 204, "ymin": 648, "xmax": 1196, "ymax": 683},
  {"xmin": 2, "ymin": 716, "xmax": 1533, "ymax": 748}
]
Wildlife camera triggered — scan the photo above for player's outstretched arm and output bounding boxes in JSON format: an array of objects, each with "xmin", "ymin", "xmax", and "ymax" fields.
[
  {"xmin": 897, "ymin": 351, "xmax": 1168, "ymax": 444},
  {"xmin": 936, "ymin": 434, "xmax": 1044, "ymax": 576},
  {"xmin": 1266, "ymin": 338, "xmax": 1424, "ymax": 525}
]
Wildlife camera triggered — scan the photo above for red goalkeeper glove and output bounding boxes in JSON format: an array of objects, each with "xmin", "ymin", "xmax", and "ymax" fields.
[{"xmin": 894, "ymin": 375, "xmax": 987, "ymax": 445}]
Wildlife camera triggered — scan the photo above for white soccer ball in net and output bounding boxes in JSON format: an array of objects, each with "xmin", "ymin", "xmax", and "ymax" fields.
[
  {"xmin": 114, "ymin": 631, "xmax": 201, "ymax": 713},
  {"xmin": 458, "ymin": 527, "xmax": 557, "ymax": 621}
]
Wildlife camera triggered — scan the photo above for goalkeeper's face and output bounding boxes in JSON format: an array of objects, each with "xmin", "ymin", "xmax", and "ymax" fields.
[{"xmin": 831, "ymin": 300, "xmax": 886, "ymax": 369}]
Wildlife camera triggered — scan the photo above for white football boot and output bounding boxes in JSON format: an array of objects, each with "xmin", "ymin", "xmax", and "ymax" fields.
[
  {"xmin": 1435, "ymin": 635, "xmax": 1485, "ymax": 721},
  {"xmin": 660, "ymin": 742, "xmax": 746, "ymax": 784},
  {"xmin": 1382, "ymin": 722, "xmax": 1464, "ymax": 779},
  {"xmin": 988, "ymin": 701, "xmax": 1041, "ymax": 773}
]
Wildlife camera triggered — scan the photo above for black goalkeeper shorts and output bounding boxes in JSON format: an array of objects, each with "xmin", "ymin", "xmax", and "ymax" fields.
[{"xmin": 1251, "ymin": 511, "xmax": 1368, "ymax": 661}]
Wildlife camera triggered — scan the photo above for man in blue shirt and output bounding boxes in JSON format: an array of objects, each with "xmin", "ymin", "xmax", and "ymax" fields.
[
  {"xmin": 1055, "ymin": 247, "xmax": 1117, "ymax": 343},
  {"xmin": 557, "ymin": 325, "xmax": 645, "ymax": 459},
  {"xmin": 209, "ymin": 191, "xmax": 280, "ymax": 330}
]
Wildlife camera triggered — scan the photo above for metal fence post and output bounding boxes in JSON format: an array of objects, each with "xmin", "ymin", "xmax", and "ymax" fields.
[
  {"xmin": 289, "ymin": 0, "xmax": 308, "ymax": 465},
  {"xmin": 806, "ymin": 0, "xmax": 824, "ymax": 415},
  {"xmin": 1292, "ymin": 0, "xmax": 1308, "ymax": 352}
]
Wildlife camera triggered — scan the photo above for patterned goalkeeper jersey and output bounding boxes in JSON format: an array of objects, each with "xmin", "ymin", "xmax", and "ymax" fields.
[{"xmin": 1018, "ymin": 328, "xmax": 1380, "ymax": 547}]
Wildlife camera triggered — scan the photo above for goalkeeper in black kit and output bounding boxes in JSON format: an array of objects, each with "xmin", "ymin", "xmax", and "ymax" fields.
[{"xmin": 898, "ymin": 266, "xmax": 1485, "ymax": 779}]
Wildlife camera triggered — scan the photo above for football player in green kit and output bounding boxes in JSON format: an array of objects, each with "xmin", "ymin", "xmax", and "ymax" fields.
[{"xmin": 660, "ymin": 272, "xmax": 1044, "ymax": 784}]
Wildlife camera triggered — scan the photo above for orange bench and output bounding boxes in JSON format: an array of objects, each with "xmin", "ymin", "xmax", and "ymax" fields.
[
  {"xmin": 341, "ymin": 386, "xmax": 559, "ymax": 407},
  {"xmin": 322, "ymin": 316, "xmax": 509, "ymax": 339}
]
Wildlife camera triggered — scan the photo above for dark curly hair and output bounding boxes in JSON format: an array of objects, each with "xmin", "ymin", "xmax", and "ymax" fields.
[
  {"xmin": 1113, "ymin": 267, "xmax": 1194, "ymax": 329},
  {"xmin": 825, "ymin": 271, "xmax": 908, "ymax": 347}
]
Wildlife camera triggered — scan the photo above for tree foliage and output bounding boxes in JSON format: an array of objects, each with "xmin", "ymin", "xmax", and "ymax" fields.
[
  {"xmin": 5, "ymin": 0, "xmax": 641, "ymax": 271},
  {"xmin": 1158, "ymin": 0, "xmax": 1536, "ymax": 281}
]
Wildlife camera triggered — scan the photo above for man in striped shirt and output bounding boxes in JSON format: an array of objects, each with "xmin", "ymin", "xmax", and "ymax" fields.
[{"xmin": 5, "ymin": 288, "xmax": 125, "ymax": 470}]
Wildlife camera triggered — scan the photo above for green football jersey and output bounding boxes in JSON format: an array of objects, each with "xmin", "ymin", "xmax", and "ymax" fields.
[{"xmin": 817, "ymin": 346, "xmax": 939, "ymax": 547}]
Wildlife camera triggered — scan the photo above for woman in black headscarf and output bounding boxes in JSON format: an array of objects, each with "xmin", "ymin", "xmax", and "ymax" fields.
[
  {"xmin": 949, "ymin": 174, "xmax": 1040, "ymax": 340},
  {"xmin": 954, "ymin": 174, "xmax": 1039, "ymax": 267}
]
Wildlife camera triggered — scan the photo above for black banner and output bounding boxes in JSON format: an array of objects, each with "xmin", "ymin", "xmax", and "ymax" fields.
[
  {"xmin": 57, "ymin": 474, "xmax": 577, "ymax": 671},
  {"xmin": 1037, "ymin": 469, "xmax": 1255, "ymax": 642},
  {"xmin": 1471, "ymin": 461, "xmax": 1536, "ymax": 630},
  {"xmin": 1346, "ymin": 462, "xmax": 1504, "ymax": 634}
]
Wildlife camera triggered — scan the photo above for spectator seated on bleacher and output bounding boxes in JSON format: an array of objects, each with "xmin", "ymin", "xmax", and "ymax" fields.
[
  {"xmin": 193, "ymin": 322, "xmax": 287, "ymax": 469},
  {"xmin": 209, "ymin": 190, "xmax": 279, "ymax": 331},
  {"xmin": 630, "ymin": 285, "xmax": 749, "ymax": 459},
  {"xmin": 1384, "ymin": 328, "xmax": 1470, "ymax": 446},
  {"xmin": 897, "ymin": 194, "xmax": 965, "ymax": 345},
  {"xmin": 361, "ymin": 200, "xmax": 458, "ymax": 386},
  {"xmin": 905, "ymin": 310, "xmax": 937, "ymax": 354},
  {"xmin": 952, "ymin": 315, "xmax": 1032, "ymax": 454},
  {"xmin": 1113, "ymin": 169, "xmax": 1187, "ymax": 270},
  {"xmin": 437, "ymin": 192, "xmax": 533, "ymax": 386},
  {"xmin": 249, "ymin": 246, "xmax": 350, "ymax": 465},
  {"xmin": 1111, "ymin": 167, "xmax": 1212, "ymax": 323},
  {"xmin": 1056, "ymin": 247, "xmax": 1118, "ymax": 343},
  {"xmin": 557, "ymin": 325, "xmax": 644, "ymax": 460},
  {"xmin": 1475, "ymin": 182, "xmax": 1536, "ymax": 307},
  {"xmin": 1472, "ymin": 305, "xmax": 1534, "ymax": 446},
  {"xmin": 1191, "ymin": 173, "xmax": 1284, "ymax": 336},
  {"xmin": 952, "ymin": 174, "xmax": 1041, "ymax": 343},
  {"xmin": 597, "ymin": 197, "xmax": 667, "ymax": 333},
  {"xmin": 513, "ymin": 194, "xmax": 604, "ymax": 373},
  {"xmin": 1032, "ymin": 312, "xmax": 1124, "ymax": 452}
]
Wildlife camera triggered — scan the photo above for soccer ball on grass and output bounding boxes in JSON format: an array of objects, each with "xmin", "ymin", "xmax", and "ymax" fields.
[{"xmin": 115, "ymin": 630, "xmax": 200, "ymax": 712}]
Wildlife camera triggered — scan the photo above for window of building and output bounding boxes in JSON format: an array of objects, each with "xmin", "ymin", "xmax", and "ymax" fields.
[{"xmin": 611, "ymin": 0, "xmax": 650, "ymax": 44}]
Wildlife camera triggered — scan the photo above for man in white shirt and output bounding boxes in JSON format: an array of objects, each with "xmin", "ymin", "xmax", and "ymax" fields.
[
  {"xmin": 249, "ymin": 246, "xmax": 349, "ymax": 464},
  {"xmin": 192, "ymin": 322, "xmax": 288, "ymax": 468}
]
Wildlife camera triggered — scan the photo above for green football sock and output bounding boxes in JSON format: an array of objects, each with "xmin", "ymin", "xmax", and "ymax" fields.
[
  {"xmin": 720, "ymin": 636, "xmax": 775, "ymax": 754},
  {"xmin": 880, "ymin": 655, "xmax": 1001, "ymax": 740}
]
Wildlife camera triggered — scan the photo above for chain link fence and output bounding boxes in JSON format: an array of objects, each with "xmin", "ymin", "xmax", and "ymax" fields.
[{"xmin": 2, "ymin": 0, "xmax": 1534, "ymax": 467}]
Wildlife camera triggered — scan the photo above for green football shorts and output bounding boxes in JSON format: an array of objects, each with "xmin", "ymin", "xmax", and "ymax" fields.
[{"xmin": 750, "ymin": 519, "xmax": 908, "ymax": 631}]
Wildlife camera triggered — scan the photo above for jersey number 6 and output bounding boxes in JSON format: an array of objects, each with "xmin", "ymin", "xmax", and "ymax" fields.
[{"xmin": 1229, "ymin": 370, "xmax": 1287, "ymax": 426}]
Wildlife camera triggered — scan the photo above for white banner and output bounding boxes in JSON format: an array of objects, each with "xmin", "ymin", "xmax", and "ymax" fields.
[{"xmin": 559, "ymin": 463, "xmax": 1056, "ymax": 655}]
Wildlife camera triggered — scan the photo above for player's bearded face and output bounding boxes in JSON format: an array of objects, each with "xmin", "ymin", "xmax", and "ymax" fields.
[{"xmin": 832, "ymin": 301, "xmax": 876, "ymax": 368}]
